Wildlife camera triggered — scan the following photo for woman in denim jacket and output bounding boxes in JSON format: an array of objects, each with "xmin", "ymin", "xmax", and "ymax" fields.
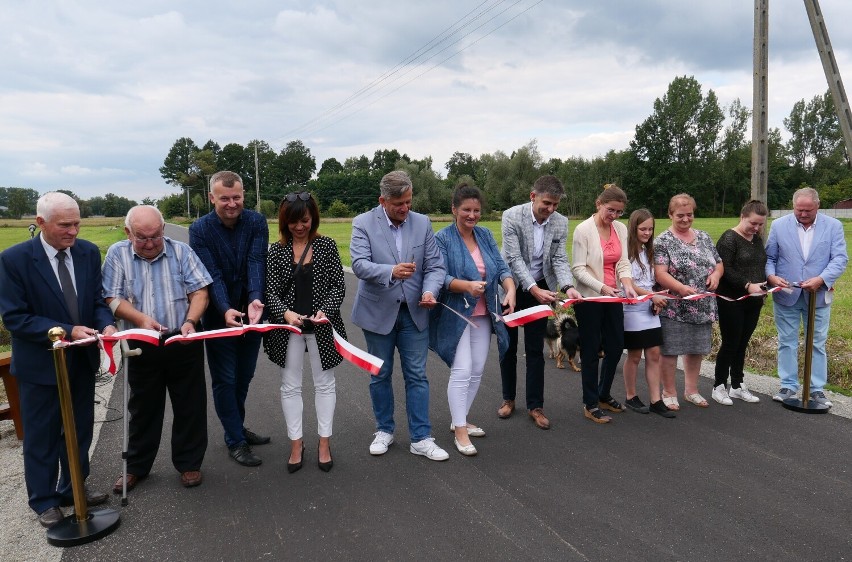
[{"xmin": 429, "ymin": 183, "xmax": 516, "ymax": 456}]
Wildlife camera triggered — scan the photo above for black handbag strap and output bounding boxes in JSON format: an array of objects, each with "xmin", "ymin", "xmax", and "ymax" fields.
[{"xmin": 284, "ymin": 242, "xmax": 311, "ymax": 300}]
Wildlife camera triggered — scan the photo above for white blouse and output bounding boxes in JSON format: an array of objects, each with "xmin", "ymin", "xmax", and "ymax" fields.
[{"xmin": 623, "ymin": 249, "xmax": 661, "ymax": 333}]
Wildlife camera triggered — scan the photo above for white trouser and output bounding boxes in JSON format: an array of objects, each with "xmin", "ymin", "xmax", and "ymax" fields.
[
  {"xmin": 448, "ymin": 318, "xmax": 492, "ymax": 427},
  {"xmin": 279, "ymin": 332, "xmax": 336, "ymax": 440}
]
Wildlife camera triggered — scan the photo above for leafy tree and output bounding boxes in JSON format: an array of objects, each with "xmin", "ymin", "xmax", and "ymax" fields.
[
  {"xmin": 141, "ymin": 197, "xmax": 156, "ymax": 206},
  {"xmin": 715, "ymin": 99, "xmax": 752, "ymax": 214},
  {"xmin": 102, "ymin": 193, "xmax": 136, "ymax": 217},
  {"xmin": 630, "ymin": 75, "xmax": 724, "ymax": 216},
  {"xmin": 160, "ymin": 137, "xmax": 200, "ymax": 216},
  {"xmin": 326, "ymin": 199, "xmax": 352, "ymax": 217},
  {"xmin": 191, "ymin": 193, "xmax": 205, "ymax": 218},
  {"xmin": 218, "ymin": 142, "xmax": 248, "ymax": 178},
  {"xmin": 343, "ymin": 155, "xmax": 370, "ymax": 173},
  {"xmin": 272, "ymin": 140, "xmax": 316, "ymax": 200},
  {"xmin": 370, "ymin": 149, "xmax": 403, "ymax": 176},
  {"xmin": 160, "ymin": 137, "xmax": 200, "ymax": 187},
  {"xmin": 202, "ymin": 140, "xmax": 221, "ymax": 161},
  {"xmin": 445, "ymin": 151, "xmax": 477, "ymax": 180},
  {"xmin": 158, "ymin": 193, "xmax": 186, "ymax": 219},
  {"xmin": 7, "ymin": 188, "xmax": 30, "ymax": 218},
  {"xmin": 244, "ymin": 139, "xmax": 277, "ymax": 208},
  {"xmin": 259, "ymin": 199, "xmax": 278, "ymax": 218},
  {"xmin": 318, "ymin": 158, "xmax": 343, "ymax": 177},
  {"xmin": 783, "ymin": 90, "xmax": 846, "ymax": 188}
]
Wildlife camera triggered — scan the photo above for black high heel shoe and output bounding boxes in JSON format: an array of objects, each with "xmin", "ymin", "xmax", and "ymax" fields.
[
  {"xmin": 287, "ymin": 443, "xmax": 305, "ymax": 474},
  {"xmin": 318, "ymin": 442, "xmax": 333, "ymax": 472}
]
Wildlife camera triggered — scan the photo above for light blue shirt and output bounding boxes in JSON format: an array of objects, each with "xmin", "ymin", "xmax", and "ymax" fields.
[{"xmin": 102, "ymin": 237, "xmax": 212, "ymax": 331}]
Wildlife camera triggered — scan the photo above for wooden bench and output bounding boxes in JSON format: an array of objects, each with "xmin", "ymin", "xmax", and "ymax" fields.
[{"xmin": 0, "ymin": 351, "xmax": 23, "ymax": 440}]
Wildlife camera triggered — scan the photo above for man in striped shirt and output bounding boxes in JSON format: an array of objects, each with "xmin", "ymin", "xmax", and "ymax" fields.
[{"xmin": 103, "ymin": 205, "xmax": 212, "ymax": 493}]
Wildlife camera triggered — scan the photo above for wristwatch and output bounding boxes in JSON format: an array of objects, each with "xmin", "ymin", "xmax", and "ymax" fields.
[
  {"xmin": 183, "ymin": 318, "xmax": 198, "ymax": 329},
  {"xmin": 561, "ymin": 284, "xmax": 574, "ymax": 293}
]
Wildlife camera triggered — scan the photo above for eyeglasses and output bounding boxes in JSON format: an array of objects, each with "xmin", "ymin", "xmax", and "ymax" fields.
[
  {"xmin": 284, "ymin": 192, "xmax": 311, "ymax": 202},
  {"xmin": 133, "ymin": 235, "xmax": 163, "ymax": 245},
  {"xmin": 604, "ymin": 207, "xmax": 624, "ymax": 217}
]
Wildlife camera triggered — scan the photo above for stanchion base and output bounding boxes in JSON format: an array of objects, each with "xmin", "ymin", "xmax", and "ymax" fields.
[
  {"xmin": 782, "ymin": 397, "xmax": 830, "ymax": 414},
  {"xmin": 46, "ymin": 507, "xmax": 121, "ymax": 547}
]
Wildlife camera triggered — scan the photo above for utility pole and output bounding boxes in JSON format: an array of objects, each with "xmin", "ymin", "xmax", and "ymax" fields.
[
  {"xmin": 804, "ymin": 0, "xmax": 852, "ymax": 159},
  {"xmin": 254, "ymin": 145, "xmax": 261, "ymax": 212},
  {"xmin": 185, "ymin": 138, "xmax": 191, "ymax": 217},
  {"xmin": 751, "ymin": 0, "xmax": 769, "ymax": 203}
]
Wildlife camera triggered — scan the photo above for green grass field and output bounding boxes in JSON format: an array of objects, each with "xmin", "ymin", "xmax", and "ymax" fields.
[{"xmin": 2, "ymin": 215, "xmax": 850, "ymax": 394}]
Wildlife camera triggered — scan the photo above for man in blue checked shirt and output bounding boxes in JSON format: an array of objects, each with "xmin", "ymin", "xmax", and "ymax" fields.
[
  {"xmin": 189, "ymin": 171, "xmax": 271, "ymax": 467},
  {"xmin": 103, "ymin": 205, "xmax": 212, "ymax": 493}
]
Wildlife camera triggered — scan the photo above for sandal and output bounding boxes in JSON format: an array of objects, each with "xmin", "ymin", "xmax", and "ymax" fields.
[
  {"xmin": 583, "ymin": 406, "xmax": 612, "ymax": 424},
  {"xmin": 684, "ymin": 393, "xmax": 709, "ymax": 408},
  {"xmin": 662, "ymin": 393, "xmax": 680, "ymax": 411},
  {"xmin": 599, "ymin": 396, "xmax": 626, "ymax": 413}
]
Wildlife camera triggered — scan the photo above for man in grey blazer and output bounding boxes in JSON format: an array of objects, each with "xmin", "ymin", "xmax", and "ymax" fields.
[
  {"xmin": 499, "ymin": 175, "xmax": 581, "ymax": 429},
  {"xmin": 350, "ymin": 171, "xmax": 449, "ymax": 461},
  {"xmin": 766, "ymin": 187, "xmax": 847, "ymax": 407}
]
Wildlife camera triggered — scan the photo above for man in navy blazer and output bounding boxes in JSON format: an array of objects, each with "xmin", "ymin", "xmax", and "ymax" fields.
[
  {"xmin": 189, "ymin": 171, "xmax": 270, "ymax": 467},
  {"xmin": 766, "ymin": 187, "xmax": 848, "ymax": 407},
  {"xmin": 0, "ymin": 192, "xmax": 116, "ymax": 528},
  {"xmin": 350, "ymin": 171, "xmax": 449, "ymax": 461}
]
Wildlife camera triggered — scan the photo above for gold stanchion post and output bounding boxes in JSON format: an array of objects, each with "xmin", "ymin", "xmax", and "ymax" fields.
[
  {"xmin": 45, "ymin": 327, "xmax": 121, "ymax": 546},
  {"xmin": 782, "ymin": 291, "xmax": 829, "ymax": 414}
]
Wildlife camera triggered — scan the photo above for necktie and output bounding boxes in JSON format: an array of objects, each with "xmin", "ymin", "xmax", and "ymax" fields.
[{"xmin": 56, "ymin": 251, "xmax": 80, "ymax": 325}]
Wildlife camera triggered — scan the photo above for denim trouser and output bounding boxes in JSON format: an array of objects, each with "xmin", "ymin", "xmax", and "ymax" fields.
[
  {"xmin": 206, "ymin": 333, "xmax": 262, "ymax": 448},
  {"xmin": 775, "ymin": 294, "xmax": 831, "ymax": 392},
  {"xmin": 363, "ymin": 305, "xmax": 431, "ymax": 442}
]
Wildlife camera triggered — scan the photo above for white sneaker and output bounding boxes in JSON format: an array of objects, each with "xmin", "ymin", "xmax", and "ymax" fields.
[
  {"xmin": 369, "ymin": 431, "xmax": 394, "ymax": 455},
  {"xmin": 729, "ymin": 384, "xmax": 760, "ymax": 403},
  {"xmin": 409, "ymin": 438, "xmax": 449, "ymax": 461},
  {"xmin": 712, "ymin": 384, "xmax": 733, "ymax": 406}
]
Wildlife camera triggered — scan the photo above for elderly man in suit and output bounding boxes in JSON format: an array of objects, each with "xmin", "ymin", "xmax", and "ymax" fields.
[
  {"xmin": 350, "ymin": 170, "xmax": 449, "ymax": 461},
  {"xmin": 0, "ymin": 192, "xmax": 116, "ymax": 528},
  {"xmin": 498, "ymin": 175, "xmax": 582, "ymax": 429},
  {"xmin": 766, "ymin": 187, "xmax": 848, "ymax": 407}
]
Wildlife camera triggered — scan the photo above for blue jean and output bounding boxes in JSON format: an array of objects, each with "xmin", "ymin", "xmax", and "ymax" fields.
[
  {"xmin": 775, "ymin": 294, "xmax": 831, "ymax": 392},
  {"xmin": 206, "ymin": 333, "xmax": 262, "ymax": 448},
  {"xmin": 363, "ymin": 305, "xmax": 431, "ymax": 442}
]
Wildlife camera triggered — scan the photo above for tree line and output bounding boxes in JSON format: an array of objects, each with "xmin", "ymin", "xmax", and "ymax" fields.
[
  {"xmin": 158, "ymin": 76, "xmax": 851, "ymax": 220},
  {"xmin": 3, "ymin": 75, "xmax": 849, "ymax": 220}
]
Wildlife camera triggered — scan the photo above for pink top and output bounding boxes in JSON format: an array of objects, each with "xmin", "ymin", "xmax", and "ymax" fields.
[
  {"xmin": 470, "ymin": 245, "xmax": 487, "ymax": 317},
  {"xmin": 600, "ymin": 225, "xmax": 621, "ymax": 288}
]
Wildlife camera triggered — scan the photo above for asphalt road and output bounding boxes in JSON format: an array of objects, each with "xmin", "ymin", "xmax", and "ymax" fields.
[{"xmin": 61, "ymin": 224, "xmax": 852, "ymax": 561}]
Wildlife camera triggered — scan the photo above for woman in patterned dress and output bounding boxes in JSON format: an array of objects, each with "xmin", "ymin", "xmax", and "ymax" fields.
[
  {"xmin": 653, "ymin": 194, "xmax": 723, "ymax": 410},
  {"xmin": 264, "ymin": 192, "xmax": 346, "ymax": 472}
]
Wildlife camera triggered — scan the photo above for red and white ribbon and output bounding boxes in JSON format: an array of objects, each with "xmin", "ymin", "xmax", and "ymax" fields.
[
  {"xmin": 502, "ymin": 305, "xmax": 554, "ymax": 328},
  {"xmin": 310, "ymin": 317, "xmax": 383, "ymax": 375},
  {"xmin": 162, "ymin": 323, "xmax": 301, "ymax": 345}
]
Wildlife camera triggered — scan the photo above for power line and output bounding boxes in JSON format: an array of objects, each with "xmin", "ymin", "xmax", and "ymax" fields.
[
  {"xmin": 280, "ymin": 0, "xmax": 503, "ymax": 140},
  {"xmin": 299, "ymin": 0, "xmax": 545, "ymax": 139},
  {"xmin": 276, "ymin": 0, "xmax": 543, "ymax": 143}
]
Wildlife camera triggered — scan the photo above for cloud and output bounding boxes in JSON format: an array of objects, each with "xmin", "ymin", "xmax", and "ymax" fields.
[{"xmin": 0, "ymin": 0, "xmax": 850, "ymax": 201}]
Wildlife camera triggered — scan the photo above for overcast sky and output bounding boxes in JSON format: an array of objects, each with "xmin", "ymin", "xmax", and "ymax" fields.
[{"xmin": 2, "ymin": 0, "xmax": 850, "ymax": 200}]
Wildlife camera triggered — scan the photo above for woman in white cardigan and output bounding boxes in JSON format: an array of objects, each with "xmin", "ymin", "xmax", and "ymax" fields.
[{"xmin": 571, "ymin": 184, "xmax": 637, "ymax": 423}]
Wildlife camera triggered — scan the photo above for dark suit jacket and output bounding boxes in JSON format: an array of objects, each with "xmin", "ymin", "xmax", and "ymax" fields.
[
  {"xmin": 0, "ymin": 236, "xmax": 114, "ymax": 385},
  {"xmin": 189, "ymin": 210, "xmax": 268, "ymax": 330}
]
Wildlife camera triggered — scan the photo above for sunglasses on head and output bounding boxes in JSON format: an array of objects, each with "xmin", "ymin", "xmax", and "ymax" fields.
[{"xmin": 284, "ymin": 192, "xmax": 311, "ymax": 202}]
